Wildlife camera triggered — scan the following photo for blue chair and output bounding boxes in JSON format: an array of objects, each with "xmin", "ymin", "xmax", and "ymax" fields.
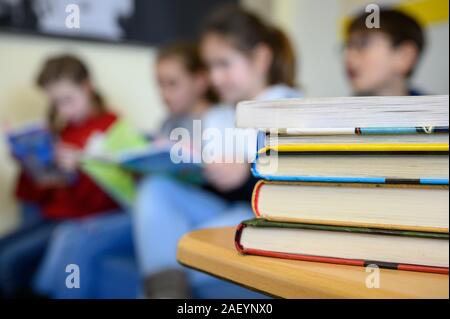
[{"xmin": 96, "ymin": 252, "xmax": 268, "ymax": 299}]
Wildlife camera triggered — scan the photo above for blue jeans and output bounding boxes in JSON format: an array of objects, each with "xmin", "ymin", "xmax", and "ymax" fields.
[
  {"xmin": 0, "ymin": 204, "xmax": 57, "ymax": 298},
  {"xmin": 134, "ymin": 175, "xmax": 253, "ymax": 284},
  {"xmin": 33, "ymin": 211, "xmax": 132, "ymax": 299}
]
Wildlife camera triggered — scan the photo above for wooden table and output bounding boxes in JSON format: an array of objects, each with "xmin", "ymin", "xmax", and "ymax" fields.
[{"xmin": 177, "ymin": 227, "xmax": 449, "ymax": 299}]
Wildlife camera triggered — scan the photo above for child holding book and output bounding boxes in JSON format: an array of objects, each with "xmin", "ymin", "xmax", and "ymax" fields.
[
  {"xmin": 0, "ymin": 55, "xmax": 121, "ymax": 298},
  {"xmin": 134, "ymin": 5, "xmax": 302, "ymax": 298},
  {"xmin": 344, "ymin": 8, "xmax": 426, "ymax": 96},
  {"xmin": 32, "ymin": 42, "xmax": 218, "ymax": 298}
]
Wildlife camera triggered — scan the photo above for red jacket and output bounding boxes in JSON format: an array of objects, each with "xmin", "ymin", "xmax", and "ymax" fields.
[{"xmin": 15, "ymin": 111, "xmax": 120, "ymax": 220}]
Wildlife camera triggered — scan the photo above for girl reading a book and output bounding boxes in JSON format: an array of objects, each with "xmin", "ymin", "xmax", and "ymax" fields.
[
  {"xmin": 31, "ymin": 42, "xmax": 219, "ymax": 298},
  {"xmin": 156, "ymin": 42, "xmax": 218, "ymax": 137},
  {"xmin": 0, "ymin": 55, "xmax": 121, "ymax": 298},
  {"xmin": 133, "ymin": 5, "xmax": 302, "ymax": 299}
]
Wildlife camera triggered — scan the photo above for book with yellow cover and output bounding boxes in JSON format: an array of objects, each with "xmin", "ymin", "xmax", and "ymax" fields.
[
  {"xmin": 253, "ymin": 130, "xmax": 449, "ymax": 185},
  {"xmin": 258, "ymin": 143, "xmax": 449, "ymax": 154}
]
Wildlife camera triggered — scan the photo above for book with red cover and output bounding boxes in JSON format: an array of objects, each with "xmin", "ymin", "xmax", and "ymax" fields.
[
  {"xmin": 251, "ymin": 181, "xmax": 449, "ymax": 233},
  {"xmin": 235, "ymin": 219, "xmax": 449, "ymax": 274}
]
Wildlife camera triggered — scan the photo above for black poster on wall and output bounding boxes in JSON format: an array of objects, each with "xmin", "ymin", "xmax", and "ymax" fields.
[{"xmin": 0, "ymin": 0, "xmax": 237, "ymax": 46}]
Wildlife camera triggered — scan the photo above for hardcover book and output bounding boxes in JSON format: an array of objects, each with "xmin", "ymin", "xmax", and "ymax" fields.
[
  {"xmin": 251, "ymin": 181, "xmax": 449, "ymax": 233},
  {"xmin": 235, "ymin": 219, "xmax": 449, "ymax": 274}
]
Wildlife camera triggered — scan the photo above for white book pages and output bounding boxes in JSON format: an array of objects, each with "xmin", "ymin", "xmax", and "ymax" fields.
[{"xmin": 236, "ymin": 95, "xmax": 449, "ymax": 130}]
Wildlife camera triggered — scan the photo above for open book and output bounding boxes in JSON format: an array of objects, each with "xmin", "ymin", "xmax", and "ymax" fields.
[
  {"xmin": 82, "ymin": 120, "xmax": 203, "ymax": 207},
  {"xmin": 6, "ymin": 121, "xmax": 71, "ymax": 184},
  {"xmin": 5, "ymin": 119, "xmax": 203, "ymax": 207}
]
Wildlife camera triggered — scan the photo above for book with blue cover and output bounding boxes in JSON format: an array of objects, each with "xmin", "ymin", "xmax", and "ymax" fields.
[
  {"xmin": 81, "ymin": 120, "xmax": 203, "ymax": 206},
  {"xmin": 6, "ymin": 121, "xmax": 71, "ymax": 184},
  {"xmin": 252, "ymin": 128, "xmax": 449, "ymax": 185}
]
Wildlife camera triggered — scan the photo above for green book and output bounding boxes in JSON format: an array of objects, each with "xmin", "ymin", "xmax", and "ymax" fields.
[{"xmin": 81, "ymin": 120, "xmax": 149, "ymax": 207}]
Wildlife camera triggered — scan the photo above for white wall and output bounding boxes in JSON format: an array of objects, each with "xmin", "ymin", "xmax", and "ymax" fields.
[{"xmin": 414, "ymin": 22, "xmax": 450, "ymax": 94}]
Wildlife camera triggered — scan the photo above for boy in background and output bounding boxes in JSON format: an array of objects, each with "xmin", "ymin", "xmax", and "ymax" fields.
[{"xmin": 344, "ymin": 8, "xmax": 426, "ymax": 96}]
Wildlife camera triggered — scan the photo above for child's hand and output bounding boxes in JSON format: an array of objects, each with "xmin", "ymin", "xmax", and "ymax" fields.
[
  {"xmin": 204, "ymin": 163, "xmax": 250, "ymax": 192},
  {"xmin": 55, "ymin": 143, "xmax": 82, "ymax": 173},
  {"xmin": 35, "ymin": 173, "xmax": 69, "ymax": 188}
]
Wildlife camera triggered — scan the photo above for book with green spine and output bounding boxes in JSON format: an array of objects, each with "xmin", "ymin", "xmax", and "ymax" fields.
[{"xmin": 235, "ymin": 218, "xmax": 449, "ymax": 274}]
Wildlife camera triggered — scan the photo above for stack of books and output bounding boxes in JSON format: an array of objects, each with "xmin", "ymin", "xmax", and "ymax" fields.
[{"xmin": 234, "ymin": 95, "xmax": 449, "ymax": 274}]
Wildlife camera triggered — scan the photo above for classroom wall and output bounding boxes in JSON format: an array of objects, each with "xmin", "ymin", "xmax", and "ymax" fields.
[
  {"xmin": 0, "ymin": 33, "xmax": 164, "ymax": 234},
  {"xmin": 0, "ymin": 0, "xmax": 448, "ymax": 234}
]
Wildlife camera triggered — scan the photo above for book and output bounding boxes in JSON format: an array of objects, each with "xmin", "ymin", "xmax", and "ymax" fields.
[
  {"xmin": 86, "ymin": 137, "xmax": 203, "ymax": 183},
  {"xmin": 235, "ymin": 218, "xmax": 449, "ymax": 274},
  {"xmin": 251, "ymin": 181, "xmax": 449, "ymax": 233},
  {"xmin": 236, "ymin": 95, "xmax": 449, "ymax": 130},
  {"xmin": 236, "ymin": 95, "xmax": 450, "ymax": 275},
  {"xmin": 105, "ymin": 142, "xmax": 202, "ymax": 177},
  {"xmin": 253, "ymin": 153, "xmax": 449, "ymax": 185},
  {"xmin": 81, "ymin": 120, "xmax": 150, "ymax": 207},
  {"xmin": 253, "ymin": 130, "xmax": 449, "ymax": 185},
  {"xmin": 6, "ymin": 121, "xmax": 71, "ymax": 184},
  {"xmin": 258, "ymin": 143, "xmax": 449, "ymax": 153},
  {"xmin": 82, "ymin": 121, "xmax": 203, "ymax": 206},
  {"xmin": 257, "ymin": 128, "xmax": 449, "ymax": 153}
]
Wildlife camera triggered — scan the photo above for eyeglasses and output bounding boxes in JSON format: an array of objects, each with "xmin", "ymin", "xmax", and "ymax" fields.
[{"xmin": 343, "ymin": 33, "xmax": 390, "ymax": 53}]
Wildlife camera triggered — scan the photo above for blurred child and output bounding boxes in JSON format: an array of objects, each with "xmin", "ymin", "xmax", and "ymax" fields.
[
  {"xmin": 344, "ymin": 8, "xmax": 426, "ymax": 96},
  {"xmin": 0, "ymin": 55, "xmax": 120, "ymax": 298},
  {"xmin": 32, "ymin": 42, "xmax": 217, "ymax": 298},
  {"xmin": 134, "ymin": 5, "xmax": 302, "ymax": 299},
  {"xmin": 156, "ymin": 42, "xmax": 218, "ymax": 137}
]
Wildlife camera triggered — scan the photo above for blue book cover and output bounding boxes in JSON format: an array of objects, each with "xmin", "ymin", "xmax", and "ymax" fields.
[
  {"xmin": 6, "ymin": 122, "xmax": 70, "ymax": 183},
  {"xmin": 117, "ymin": 144, "xmax": 204, "ymax": 184},
  {"xmin": 252, "ymin": 129, "xmax": 449, "ymax": 185}
]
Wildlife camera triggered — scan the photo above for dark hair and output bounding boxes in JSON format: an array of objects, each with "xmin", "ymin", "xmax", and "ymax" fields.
[
  {"xmin": 346, "ymin": 8, "xmax": 425, "ymax": 77},
  {"xmin": 36, "ymin": 54, "xmax": 106, "ymax": 132},
  {"xmin": 201, "ymin": 5, "xmax": 297, "ymax": 87},
  {"xmin": 157, "ymin": 42, "xmax": 218, "ymax": 103}
]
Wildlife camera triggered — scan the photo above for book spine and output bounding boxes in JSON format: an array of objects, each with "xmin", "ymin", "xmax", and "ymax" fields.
[
  {"xmin": 259, "ymin": 143, "xmax": 450, "ymax": 154},
  {"xmin": 234, "ymin": 223, "xmax": 247, "ymax": 253},
  {"xmin": 251, "ymin": 180, "xmax": 265, "ymax": 218},
  {"xmin": 251, "ymin": 170, "xmax": 449, "ymax": 186},
  {"xmin": 358, "ymin": 126, "xmax": 449, "ymax": 135},
  {"xmin": 256, "ymin": 131, "xmax": 267, "ymax": 154},
  {"xmin": 250, "ymin": 180, "xmax": 449, "ymax": 233},
  {"xmin": 275, "ymin": 126, "xmax": 450, "ymax": 135}
]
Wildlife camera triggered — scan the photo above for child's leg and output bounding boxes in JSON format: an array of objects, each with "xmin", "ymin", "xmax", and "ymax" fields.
[
  {"xmin": 20, "ymin": 202, "xmax": 43, "ymax": 228},
  {"xmin": 0, "ymin": 220, "xmax": 56, "ymax": 298},
  {"xmin": 33, "ymin": 211, "xmax": 131, "ymax": 299},
  {"xmin": 134, "ymin": 175, "xmax": 231, "ymax": 298},
  {"xmin": 133, "ymin": 175, "xmax": 229, "ymax": 276}
]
